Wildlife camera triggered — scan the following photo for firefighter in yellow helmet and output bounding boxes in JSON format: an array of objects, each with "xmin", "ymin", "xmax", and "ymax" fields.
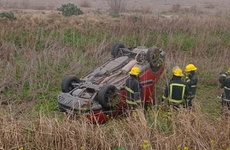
[
  {"xmin": 184, "ymin": 63, "xmax": 198, "ymax": 107},
  {"xmin": 125, "ymin": 66, "xmax": 142, "ymax": 110},
  {"xmin": 218, "ymin": 67, "xmax": 230, "ymax": 110},
  {"xmin": 162, "ymin": 67, "xmax": 189, "ymax": 109}
]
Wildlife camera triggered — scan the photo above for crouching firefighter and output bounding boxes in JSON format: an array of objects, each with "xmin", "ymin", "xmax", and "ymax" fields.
[
  {"xmin": 219, "ymin": 68, "xmax": 230, "ymax": 110},
  {"xmin": 162, "ymin": 67, "xmax": 190, "ymax": 109},
  {"xmin": 125, "ymin": 66, "xmax": 142, "ymax": 110}
]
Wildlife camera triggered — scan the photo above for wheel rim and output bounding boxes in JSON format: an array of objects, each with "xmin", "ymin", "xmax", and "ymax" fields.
[{"xmin": 69, "ymin": 81, "xmax": 77, "ymax": 91}]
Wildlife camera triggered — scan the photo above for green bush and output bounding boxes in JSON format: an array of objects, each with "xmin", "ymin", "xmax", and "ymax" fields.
[
  {"xmin": 0, "ymin": 11, "xmax": 16, "ymax": 19},
  {"xmin": 57, "ymin": 3, "xmax": 83, "ymax": 16}
]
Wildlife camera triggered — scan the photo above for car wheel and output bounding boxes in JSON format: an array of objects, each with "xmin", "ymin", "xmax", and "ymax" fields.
[
  {"xmin": 61, "ymin": 75, "xmax": 81, "ymax": 93},
  {"xmin": 58, "ymin": 105, "xmax": 66, "ymax": 112},
  {"xmin": 146, "ymin": 47, "xmax": 163, "ymax": 73},
  {"xmin": 111, "ymin": 43, "xmax": 125, "ymax": 58},
  {"xmin": 97, "ymin": 84, "xmax": 120, "ymax": 110}
]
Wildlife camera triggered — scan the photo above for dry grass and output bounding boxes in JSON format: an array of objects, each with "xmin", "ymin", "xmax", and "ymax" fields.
[
  {"xmin": 0, "ymin": 10, "xmax": 230, "ymax": 149},
  {"xmin": 169, "ymin": 3, "xmax": 204, "ymax": 15},
  {"xmin": 0, "ymin": 108, "xmax": 229, "ymax": 149},
  {"xmin": 204, "ymin": 3, "xmax": 216, "ymax": 9},
  {"xmin": 79, "ymin": 0, "xmax": 91, "ymax": 8},
  {"xmin": 127, "ymin": 5, "xmax": 153, "ymax": 14}
]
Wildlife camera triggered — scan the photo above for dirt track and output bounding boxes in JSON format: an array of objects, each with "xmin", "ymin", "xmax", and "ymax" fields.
[{"xmin": 0, "ymin": 0, "xmax": 230, "ymax": 14}]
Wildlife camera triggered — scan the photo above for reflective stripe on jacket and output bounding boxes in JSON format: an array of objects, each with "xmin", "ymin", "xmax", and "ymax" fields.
[
  {"xmin": 125, "ymin": 86, "xmax": 138, "ymax": 105},
  {"xmin": 223, "ymin": 77, "xmax": 230, "ymax": 100},
  {"xmin": 162, "ymin": 76, "xmax": 189, "ymax": 104},
  {"xmin": 185, "ymin": 72, "xmax": 198, "ymax": 96},
  {"xmin": 219, "ymin": 72, "xmax": 228, "ymax": 88},
  {"xmin": 224, "ymin": 86, "xmax": 230, "ymax": 90},
  {"xmin": 168, "ymin": 83, "xmax": 185, "ymax": 103},
  {"xmin": 125, "ymin": 86, "xmax": 134, "ymax": 94},
  {"xmin": 126, "ymin": 99, "xmax": 141, "ymax": 105},
  {"xmin": 125, "ymin": 75, "xmax": 142, "ymax": 105}
]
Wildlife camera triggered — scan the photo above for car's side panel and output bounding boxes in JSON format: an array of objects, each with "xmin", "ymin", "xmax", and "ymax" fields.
[
  {"xmin": 141, "ymin": 81, "xmax": 155, "ymax": 104},
  {"xmin": 139, "ymin": 66, "xmax": 165, "ymax": 83},
  {"xmin": 119, "ymin": 89, "xmax": 126, "ymax": 108},
  {"xmin": 87, "ymin": 110, "xmax": 109, "ymax": 124},
  {"xmin": 138, "ymin": 65, "xmax": 165, "ymax": 104}
]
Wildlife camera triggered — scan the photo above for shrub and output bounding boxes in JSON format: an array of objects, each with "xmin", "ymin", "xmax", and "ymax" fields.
[
  {"xmin": 0, "ymin": 11, "xmax": 16, "ymax": 19},
  {"xmin": 57, "ymin": 3, "xmax": 83, "ymax": 16},
  {"xmin": 109, "ymin": 12, "xmax": 120, "ymax": 18}
]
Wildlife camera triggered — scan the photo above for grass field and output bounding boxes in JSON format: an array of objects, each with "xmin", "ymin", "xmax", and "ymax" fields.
[{"xmin": 0, "ymin": 8, "xmax": 230, "ymax": 149}]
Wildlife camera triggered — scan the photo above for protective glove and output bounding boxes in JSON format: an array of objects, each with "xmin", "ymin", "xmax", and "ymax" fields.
[
  {"xmin": 185, "ymin": 76, "xmax": 190, "ymax": 82},
  {"xmin": 161, "ymin": 95, "xmax": 165, "ymax": 101}
]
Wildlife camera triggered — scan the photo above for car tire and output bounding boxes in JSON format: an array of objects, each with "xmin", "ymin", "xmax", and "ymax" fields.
[
  {"xmin": 58, "ymin": 105, "xmax": 66, "ymax": 112},
  {"xmin": 146, "ymin": 47, "xmax": 158, "ymax": 63},
  {"xmin": 146, "ymin": 47, "xmax": 163, "ymax": 73},
  {"xmin": 97, "ymin": 84, "xmax": 119, "ymax": 110},
  {"xmin": 61, "ymin": 75, "xmax": 81, "ymax": 93},
  {"xmin": 111, "ymin": 43, "xmax": 125, "ymax": 58}
]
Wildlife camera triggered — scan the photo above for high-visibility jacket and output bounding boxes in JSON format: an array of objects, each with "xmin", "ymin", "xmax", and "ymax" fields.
[
  {"xmin": 185, "ymin": 71, "xmax": 198, "ymax": 98},
  {"xmin": 219, "ymin": 72, "xmax": 228, "ymax": 87},
  {"xmin": 125, "ymin": 75, "xmax": 142, "ymax": 105},
  {"xmin": 219, "ymin": 73, "xmax": 230, "ymax": 100},
  {"xmin": 162, "ymin": 76, "xmax": 189, "ymax": 104}
]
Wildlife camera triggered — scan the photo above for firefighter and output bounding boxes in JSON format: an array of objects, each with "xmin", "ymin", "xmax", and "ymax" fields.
[
  {"xmin": 125, "ymin": 66, "xmax": 142, "ymax": 110},
  {"xmin": 162, "ymin": 67, "xmax": 190, "ymax": 109},
  {"xmin": 219, "ymin": 68, "xmax": 230, "ymax": 110},
  {"xmin": 184, "ymin": 64, "xmax": 198, "ymax": 107}
]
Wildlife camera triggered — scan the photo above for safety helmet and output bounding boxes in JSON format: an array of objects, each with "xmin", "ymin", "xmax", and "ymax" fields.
[
  {"xmin": 185, "ymin": 64, "xmax": 197, "ymax": 72},
  {"xmin": 172, "ymin": 66, "xmax": 180, "ymax": 73},
  {"xmin": 227, "ymin": 68, "xmax": 230, "ymax": 73},
  {"xmin": 173, "ymin": 68, "xmax": 184, "ymax": 77},
  {"xmin": 129, "ymin": 66, "xmax": 141, "ymax": 76}
]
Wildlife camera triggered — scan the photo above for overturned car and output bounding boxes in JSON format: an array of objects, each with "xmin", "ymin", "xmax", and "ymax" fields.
[{"xmin": 57, "ymin": 43, "xmax": 166, "ymax": 123}]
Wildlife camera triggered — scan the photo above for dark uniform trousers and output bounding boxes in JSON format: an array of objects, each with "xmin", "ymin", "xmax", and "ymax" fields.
[
  {"xmin": 185, "ymin": 73, "xmax": 198, "ymax": 107},
  {"xmin": 219, "ymin": 73, "xmax": 230, "ymax": 110}
]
